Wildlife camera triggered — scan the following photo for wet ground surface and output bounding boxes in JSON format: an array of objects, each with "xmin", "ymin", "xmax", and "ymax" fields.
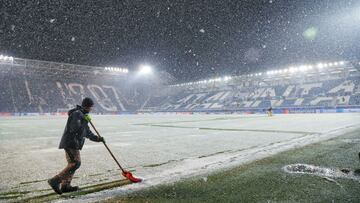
[
  {"xmin": 1, "ymin": 113, "xmax": 360, "ymax": 202},
  {"xmin": 103, "ymin": 125, "xmax": 360, "ymax": 203}
]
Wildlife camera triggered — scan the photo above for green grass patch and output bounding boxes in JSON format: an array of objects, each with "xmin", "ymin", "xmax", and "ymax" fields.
[
  {"xmin": 133, "ymin": 115, "xmax": 266, "ymax": 126},
  {"xmin": 20, "ymin": 179, "xmax": 48, "ymax": 185},
  {"xmin": 14, "ymin": 179, "xmax": 132, "ymax": 202},
  {"xmin": 105, "ymin": 129, "xmax": 360, "ymax": 203},
  {"xmin": 0, "ymin": 191, "xmax": 30, "ymax": 200}
]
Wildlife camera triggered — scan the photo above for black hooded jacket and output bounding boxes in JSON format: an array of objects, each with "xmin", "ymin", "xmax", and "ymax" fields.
[{"xmin": 59, "ymin": 105, "xmax": 101, "ymax": 150}]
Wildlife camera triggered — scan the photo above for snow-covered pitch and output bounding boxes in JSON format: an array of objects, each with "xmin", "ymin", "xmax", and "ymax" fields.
[{"xmin": 1, "ymin": 113, "xmax": 360, "ymax": 202}]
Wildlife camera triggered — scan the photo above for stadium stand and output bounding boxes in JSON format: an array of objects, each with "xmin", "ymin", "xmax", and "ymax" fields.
[
  {"xmin": 0, "ymin": 57, "xmax": 152, "ymax": 114},
  {"xmin": 143, "ymin": 62, "xmax": 360, "ymax": 113},
  {"xmin": 1, "ymin": 57, "xmax": 360, "ymax": 115}
]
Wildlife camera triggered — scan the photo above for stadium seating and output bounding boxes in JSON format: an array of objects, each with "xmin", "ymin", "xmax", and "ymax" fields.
[
  {"xmin": 144, "ymin": 76, "xmax": 360, "ymax": 112},
  {"xmin": 0, "ymin": 61, "xmax": 145, "ymax": 114},
  {"xmin": 1, "ymin": 58, "xmax": 360, "ymax": 114}
]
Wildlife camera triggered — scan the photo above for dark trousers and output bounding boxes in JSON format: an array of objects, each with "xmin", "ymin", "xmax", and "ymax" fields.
[{"xmin": 54, "ymin": 149, "xmax": 81, "ymax": 187}]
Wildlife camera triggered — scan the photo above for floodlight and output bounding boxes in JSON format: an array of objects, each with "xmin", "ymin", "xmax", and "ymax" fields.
[
  {"xmin": 339, "ymin": 61, "xmax": 345, "ymax": 65},
  {"xmin": 139, "ymin": 65, "xmax": 153, "ymax": 75},
  {"xmin": 317, "ymin": 63, "xmax": 324, "ymax": 69},
  {"xmin": 299, "ymin": 66, "xmax": 306, "ymax": 72},
  {"xmin": 0, "ymin": 55, "xmax": 14, "ymax": 61},
  {"xmin": 289, "ymin": 67, "xmax": 296, "ymax": 73}
]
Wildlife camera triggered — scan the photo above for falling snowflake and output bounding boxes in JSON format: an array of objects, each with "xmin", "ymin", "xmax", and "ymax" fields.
[
  {"xmin": 262, "ymin": 44, "xmax": 267, "ymax": 49},
  {"xmin": 50, "ymin": 19, "xmax": 55, "ymax": 23},
  {"xmin": 71, "ymin": 37, "xmax": 75, "ymax": 41},
  {"xmin": 199, "ymin": 29, "xmax": 205, "ymax": 33}
]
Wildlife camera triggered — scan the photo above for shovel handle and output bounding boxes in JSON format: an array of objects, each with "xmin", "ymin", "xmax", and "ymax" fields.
[{"xmin": 89, "ymin": 120, "xmax": 126, "ymax": 173}]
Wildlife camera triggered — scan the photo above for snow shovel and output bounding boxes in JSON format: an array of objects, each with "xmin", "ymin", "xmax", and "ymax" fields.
[{"xmin": 89, "ymin": 120, "xmax": 142, "ymax": 183}]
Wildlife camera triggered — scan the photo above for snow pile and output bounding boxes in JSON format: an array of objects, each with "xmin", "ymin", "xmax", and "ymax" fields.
[
  {"xmin": 283, "ymin": 163, "xmax": 335, "ymax": 176},
  {"xmin": 283, "ymin": 163, "xmax": 360, "ymax": 181}
]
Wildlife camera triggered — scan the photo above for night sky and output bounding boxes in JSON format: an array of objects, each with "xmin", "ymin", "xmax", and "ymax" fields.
[{"xmin": 1, "ymin": 0, "xmax": 360, "ymax": 82}]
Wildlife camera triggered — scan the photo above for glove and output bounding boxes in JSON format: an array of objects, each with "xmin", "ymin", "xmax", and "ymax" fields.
[
  {"xmin": 84, "ymin": 114, "xmax": 91, "ymax": 122},
  {"xmin": 98, "ymin": 136, "xmax": 105, "ymax": 143}
]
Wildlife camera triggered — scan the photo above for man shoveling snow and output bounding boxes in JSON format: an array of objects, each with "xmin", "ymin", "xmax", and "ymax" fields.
[{"xmin": 48, "ymin": 97, "xmax": 105, "ymax": 194}]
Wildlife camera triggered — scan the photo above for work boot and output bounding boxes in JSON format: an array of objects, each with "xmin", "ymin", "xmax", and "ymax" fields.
[
  {"xmin": 48, "ymin": 177, "xmax": 62, "ymax": 195},
  {"xmin": 61, "ymin": 185, "xmax": 79, "ymax": 193}
]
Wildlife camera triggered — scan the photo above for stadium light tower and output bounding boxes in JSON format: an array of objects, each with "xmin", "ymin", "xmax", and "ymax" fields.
[{"xmin": 139, "ymin": 64, "xmax": 153, "ymax": 75}]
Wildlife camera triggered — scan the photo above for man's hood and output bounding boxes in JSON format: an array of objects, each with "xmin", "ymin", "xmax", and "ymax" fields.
[{"xmin": 67, "ymin": 105, "xmax": 85, "ymax": 116}]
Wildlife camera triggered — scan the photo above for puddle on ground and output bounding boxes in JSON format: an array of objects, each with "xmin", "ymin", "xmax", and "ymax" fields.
[{"xmin": 283, "ymin": 163, "xmax": 360, "ymax": 181}]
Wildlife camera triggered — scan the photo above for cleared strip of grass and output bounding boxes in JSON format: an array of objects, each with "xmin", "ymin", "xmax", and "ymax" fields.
[
  {"xmin": 138, "ymin": 123, "xmax": 318, "ymax": 135},
  {"xmin": 104, "ymin": 129, "xmax": 360, "ymax": 203},
  {"xmin": 133, "ymin": 115, "xmax": 266, "ymax": 126},
  {"xmin": 2, "ymin": 179, "xmax": 132, "ymax": 202},
  {"xmin": 0, "ymin": 191, "xmax": 30, "ymax": 200}
]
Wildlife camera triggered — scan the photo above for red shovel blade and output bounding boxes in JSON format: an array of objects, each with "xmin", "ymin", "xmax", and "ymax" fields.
[{"xmin": 122, "ymin": 171, "xmax": 142, "ymax": 183}]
